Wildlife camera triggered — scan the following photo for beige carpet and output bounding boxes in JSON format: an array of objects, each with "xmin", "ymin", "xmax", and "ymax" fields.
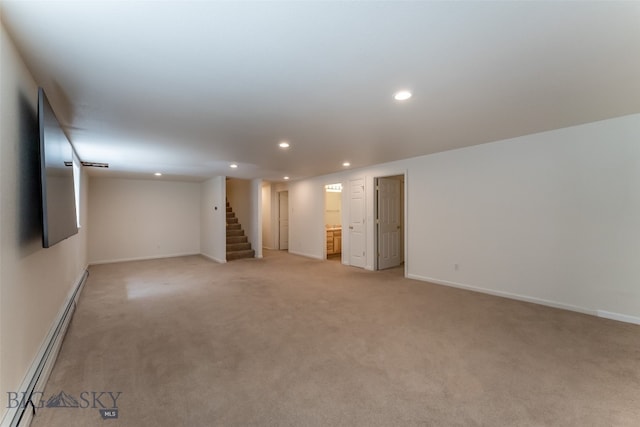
[{"xmin": 31, "ymin": 250, "xmax": 640, "ymax": 426}]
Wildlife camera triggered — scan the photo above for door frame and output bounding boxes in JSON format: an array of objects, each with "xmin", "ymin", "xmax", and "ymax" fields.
[
  {"xmin": 374, "ymin": 174, "xmax": 407, "ymax": 272},
  {"xmin": 322, "ymin": 182, "xmax": 344, "ymax": 261}
]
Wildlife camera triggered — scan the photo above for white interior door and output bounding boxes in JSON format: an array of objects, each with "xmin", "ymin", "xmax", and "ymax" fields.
[
  {"xmin": 278, "ymin": 191, "xmax": 288, "ymax": 250},
  {"xmin": 349, "ymin": 178, "xmax": 366, "ymax": 268},
  {"xmin": 377, "ymin": 177, "xmax": 401, "ymax": 270}
]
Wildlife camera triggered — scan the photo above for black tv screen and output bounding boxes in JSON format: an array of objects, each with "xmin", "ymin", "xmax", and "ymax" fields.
[{"xmin": 38, "ymin": 87, "xmax": 78, "ymax": 248}]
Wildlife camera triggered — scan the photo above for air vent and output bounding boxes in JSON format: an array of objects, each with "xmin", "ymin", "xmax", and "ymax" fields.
[{"xmin": 81, "ymin": 161, "xmax": 109, "ymax": 168}]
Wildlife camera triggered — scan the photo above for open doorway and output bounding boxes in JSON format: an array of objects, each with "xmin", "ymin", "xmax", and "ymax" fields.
[
  {"xmin": 278, "ymin": 191, "xmax": 288, "ymax": 250},
  {"xmin": 324, "ymin": 183, "xmax": 342, "ymax": 261},
  {"xmin": 375, "ymin": 175, "xmax": 405, "ymax": 270}
]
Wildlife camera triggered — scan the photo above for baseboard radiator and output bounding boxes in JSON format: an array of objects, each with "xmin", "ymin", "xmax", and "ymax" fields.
[{"xmin": 2, "ymin": 270, "xmax": 89, "ymax": 427}]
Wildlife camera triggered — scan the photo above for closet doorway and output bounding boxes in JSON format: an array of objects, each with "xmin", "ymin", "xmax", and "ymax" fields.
[{"xmin": 278, "ymin": 191, "xmax": 288, "ymax": 250}]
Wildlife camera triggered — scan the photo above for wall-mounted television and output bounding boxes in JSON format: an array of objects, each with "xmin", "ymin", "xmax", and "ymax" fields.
[{"xmin": 38, "ymin": 87, "xmax": 78, "ymax": 248}]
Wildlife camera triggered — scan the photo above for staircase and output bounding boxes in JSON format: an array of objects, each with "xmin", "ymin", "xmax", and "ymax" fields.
[{"xmin": 226, "ymin": 201, "xmax": 255, "ymax": 261}]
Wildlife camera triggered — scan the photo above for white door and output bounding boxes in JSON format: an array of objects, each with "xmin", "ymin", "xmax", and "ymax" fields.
[
  {"xmin": 278, "ymin": 191, "xmax": 289, "ymax": 250},
  {"xmin": 377, "ymin": 177, "xmax": 401, "ymax": 270},
  {"xmin": 349, "ymin": 178, "xmax": 366, "ymax": 268}
]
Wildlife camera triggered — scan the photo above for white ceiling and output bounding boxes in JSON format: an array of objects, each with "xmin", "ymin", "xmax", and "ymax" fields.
[{"xmin": 2, "ymin": 1, "xmax": 640, "ymax": 182}]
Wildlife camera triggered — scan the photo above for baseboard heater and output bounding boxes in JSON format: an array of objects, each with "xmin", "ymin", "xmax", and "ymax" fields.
[{"xmin": 2, "ymin": 270, "xmax": 89, "ymax": 427}]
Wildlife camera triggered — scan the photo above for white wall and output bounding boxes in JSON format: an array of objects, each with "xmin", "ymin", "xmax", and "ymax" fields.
[
  {"xmin": 201, "ymin": 176, "xmax": 226, "ymax": 263},
  {"xmin": 406, "ymin": 115, "xmax": 640, "ymax": 323},
  {"xmin": 88, "ymin": 178, "xmax": 201, "ymax": 264},
  {"xmin": 261, "ymin": 182, "xmax": 274, "ymax": 249},
  {"xmin": 288, "ymin": 114, "xmax": 640, "ymax": 323},
  {"xmin": 0, "ymin": 23, "xmax": 89, "ymax": 421},
  {"xmin": 289, "ymin": 179, "xmax": 327, "ymax": 259},
  {"xmin": 251, "ymin": 178, "xmax": 262, "ymax": 258}
]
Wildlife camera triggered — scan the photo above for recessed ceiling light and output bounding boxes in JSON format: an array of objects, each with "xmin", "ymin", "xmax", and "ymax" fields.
[
  {"xmin": 283, "ymin": 176, "xmax": 290, "ymax": 180},
  {"xmin": 394, "ymin": 90, "xmax": 412, "ymax": 101},
  {"xmin": 279, "ymin": 141, "xmax": 290, "ymax": 148},
  {"xmin": 230, "ymin": 163, "xmax": 238, "ymax": 169},
  {"xmin": 342, "ymin": 162, "xmax": 351, "ymax": 167},
  {"xmin": 154, "ymin": 172, "xmax": 162, "ymax": 176}
]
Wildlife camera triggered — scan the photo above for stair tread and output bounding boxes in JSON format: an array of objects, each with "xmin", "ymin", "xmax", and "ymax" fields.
[
  {"xmin": 226, "ymin": 242, "xmax": 251, "ymax": 251},
  {"xmin": 226, "ymin": 249, "xmax": 255, "ymax": 261}
]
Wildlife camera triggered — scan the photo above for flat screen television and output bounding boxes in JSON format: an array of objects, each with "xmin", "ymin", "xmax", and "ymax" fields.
[{"xmin": 38, "ymin": 87, "xmax": 78, "ymax": 248}]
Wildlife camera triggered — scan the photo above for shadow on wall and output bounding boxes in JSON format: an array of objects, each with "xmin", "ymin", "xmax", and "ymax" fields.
[{"xmin": 18, "ymin": 90, "xmax": 43, "ymax": 256}]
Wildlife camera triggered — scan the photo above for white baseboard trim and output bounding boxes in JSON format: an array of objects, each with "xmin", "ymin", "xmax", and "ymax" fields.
[
  {"xmin": 596, "ymin": 310, "xmax": 640, "ymax": 325},
  {"xmin": 89, "ymin": 252, "xmax": 201, "ymax": 265},
  {"xmin": 408, "ymin": 274, "xmax": 640, "ymax": 325},
  {"xmin": 1, "ymin": 268, "xmax": 89, "ymax": 427},
  {"xmin": 407, "ymin": 273, "xmax": 597, "ymax": 315},
  {"xmin": 288, "ymin": 250, "xmax": 324, "ymax": 260},
  {"xmin": 200, "ymin": 253, "xmax": 226, "ymax": 264}
]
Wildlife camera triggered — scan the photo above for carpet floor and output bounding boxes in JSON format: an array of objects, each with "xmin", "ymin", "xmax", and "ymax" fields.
[{"xmin": 31, "ymin": 250, "xmax": 640, "ymax": 426}]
